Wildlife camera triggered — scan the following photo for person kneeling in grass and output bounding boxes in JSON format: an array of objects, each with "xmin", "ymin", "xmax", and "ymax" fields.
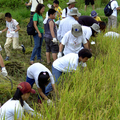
[
  {"xmin": 53, "ymin": 49, "xmax": 92, "ymax": 83},
  {"xmin": 0, "ymin": 82, "xmax": 42, "ymax": 120},
  {"xmin": 26, "ymin": 63, "xmax": 58, "ymax": 104}
]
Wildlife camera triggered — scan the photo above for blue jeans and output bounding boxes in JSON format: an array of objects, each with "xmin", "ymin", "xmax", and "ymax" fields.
[
  {"xmin": 45, "ymin": 66, "xmax": 63, "ymax": 96},
  {"xmin": 30, "ymin": 33, "xmax": 43, "ymax": 61}
]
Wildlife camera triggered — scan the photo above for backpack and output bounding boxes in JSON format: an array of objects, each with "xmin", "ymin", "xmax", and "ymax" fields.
[{"xmin": 104, "ymin": 1, "xmax": 113, "ymax": 17}]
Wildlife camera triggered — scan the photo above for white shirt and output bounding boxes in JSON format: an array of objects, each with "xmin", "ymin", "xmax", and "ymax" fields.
[
  {"xmin": 61, "ymin": 31, "xmax": 87, "ymax": 55},
  {"xmin": 57, "ymin": 16, "xmax": 78, "ymax": 42},
  {"xmin": 0, "ymin": 99, "xmax": 34, "ymax": 120},
  {"xmin": 29, "ymin": 0, "xmax": 43, "ymax": 12},
  {"xmin": 6, "ymin": 19, "xmax": 19, "ymax": 38},
  {"xmin": 62, "ymin": 7, "xmax": 71, "ymax": 18},
  {"xmin": 27, "ymin": 63, "xmax": 55, "ymax": 88},
  {"xmin": 111, "ymin": 0, "xmax": 119, "ymax": 17},
  {"xmin": 53, "ymin": 53, "xmax": 82, "ymax": 72},
  {"xmin": 82, "ymin": 26, "xmax": 92, "ymax": 40},
  {"xmin": 104, "ymin": 31, "xmax": 120, "ymax": 38}
]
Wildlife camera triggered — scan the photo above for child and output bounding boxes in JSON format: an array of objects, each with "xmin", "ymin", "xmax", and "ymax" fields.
[
  {"xmin": 0, "ymin": 82, "xmax": 42, "ymax": 119},
  {"xmin": 44, "ymin": 9, "xmax": 59, "ymax": 65},
  {"xmin": 53, "ymin": 0, "xmax": 62, "ymax": 25},
  {"xmin": 0, "ymin": 13, "xmax": 25, "ymax": 61},
  {"xmin": 90, "ymin": 10, "xmax": 101, "ymax": 22}
]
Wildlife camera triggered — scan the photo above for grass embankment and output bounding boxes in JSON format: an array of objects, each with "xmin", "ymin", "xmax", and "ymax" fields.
[{"xmin": 0, "ymin": 2, "xmax": 120, "ymax": 119}]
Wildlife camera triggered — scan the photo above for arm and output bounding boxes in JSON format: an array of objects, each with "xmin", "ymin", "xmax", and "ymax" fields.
[
  {"xmin": 84, "ymin": 40, "xmax": 90, "ymax": 49},
  {"xmin": 116, "ymin": 6, "xmax": 120, "ymax": 10},
  {"xmin": 0, "ymin": 54, "xmax": 5, "ymax": 68},
  {"xmin": 38, "ymin": 88, "xmax": 48, "ymax": 100},
  {"xmin": 33, "ymin": 21, "xmax": 41, "ymax": 38},
  {"xmin": 15, "ymin": 25, "xmax": 20, "ymax": 32},
  {"xmin": 49, "ymin": 20, "xmax": 55, "ymax": 38},
  {"xmin": 1, "ymin": 27, "xmax": 8, "ymax": 33},
  {"xmin": 25, "ymin": 2, "xmax": 32, "ymax": 6}
]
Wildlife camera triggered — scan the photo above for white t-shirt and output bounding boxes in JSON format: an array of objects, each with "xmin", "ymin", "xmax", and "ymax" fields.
[
  {"xmin": 27, "ymin": 63, "xmax": 55, "ymax": 88},
  {"xmin": 57, "ymin": 16, "xmax": 78, "ymax": 42},
  {"xmin": 6, "ymin": 19, "xmax": 19, "ymax": 38},
  {"xmin": 53, "ymin": 53, "xmax": 82, "ymax": 72},
  {"xmin": 29, "ymin": 0, "xmax": 43, "ymax": 12},
  {"xmin": 0, "ymin": 99, "xmax": 34, "ymax": 120},
  {"xmin": 61, "ymin": 31, "xmax": 87, "ymax": 55},
  {"xmin": 104, "ymin": 31, "xmax": 120, "ymax": 38},
  {"xmin": 62, "ymin": 7, "xmax": 71, "ymax": 18},
  {"xmin": 111, "ymin": 0, "xmax": 119, "ymax": 17},
  {"xmin": 82, "ymin": 26, "xmax": 92, "ymax": 40}
]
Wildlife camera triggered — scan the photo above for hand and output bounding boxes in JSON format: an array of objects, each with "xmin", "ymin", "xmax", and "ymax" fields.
[
  {"xmin": 38, "ymin": 33, "xmax": 42, "ymax": 38},
  {"xmin": 52, "ymin": 38, "xmax": 58, "ymax": 44},
  {"xmin": 10, "ymin": 31, "xmax": 15, "ymax": 36},
  {"xmin": 57, "ymin": 52, "xmax": 62, "ymax": 58},
  {"xmin": 47, "ymin": 99, "xmax": 53, "ymax": 106},
  {"xmin": 1, "ymin": 67, "xmax": 8, "ymax": 77},
  {"xmin": 0, "ymin": 31, "xmax": 2, "ymax": 34}
]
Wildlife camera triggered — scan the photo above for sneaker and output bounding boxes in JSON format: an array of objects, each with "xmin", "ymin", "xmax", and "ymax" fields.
[
  {"xmin": 5, "ymin": 56, "xmax": 9, "ymax": 61},
  {"xmin": 21, "ymin": 44, "xmax": 25, "ymax": 53}
]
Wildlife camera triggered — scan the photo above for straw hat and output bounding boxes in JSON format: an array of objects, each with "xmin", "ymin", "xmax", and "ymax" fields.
[{"xmin": 67, "ymin": 0, "xmax": 77, "ymax": 5}]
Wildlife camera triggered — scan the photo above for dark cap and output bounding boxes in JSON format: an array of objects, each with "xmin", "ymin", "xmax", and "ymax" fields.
[{"xmin": 17, "ymin": 82, "xmax": 36, "ymax": 94}]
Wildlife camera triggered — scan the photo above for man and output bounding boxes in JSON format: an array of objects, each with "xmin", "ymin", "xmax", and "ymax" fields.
[
  {"xmin": 57, "ymin": 24, "xmax": 89, "ymax": 57},
  {"xmin": 62, "ymin": 0, "xmax": 77, "ymax": 19},
  {"xmin": 57, "ymin": 8, "xmax": 81, "ymax": 43},
  {"xmin": 53, "ymin": 49, "xmax": 92, "ymax": 82},
  {"xmin": 108, "ymin": 0, "xmax": 120, "ymax": 29},
  {"xmin": 85, "ymin": 0, "xmax": 95, "ymax": 11}
]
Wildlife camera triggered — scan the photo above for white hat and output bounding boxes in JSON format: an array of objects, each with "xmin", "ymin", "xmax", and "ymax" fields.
[
  {"xmin": 91, "ymin": 23, "xmax": 100, "ymax": 33},
  {"xmin": 71, "ymin": 24, "xmax": 83, "ymax": 37},
  {"xmin": 67, "ymin": 0, "xmax": 77, "ymax": 5},
  {"xmin": 68, "ymin": 8, "xmax": 81, "ymax": 17}
]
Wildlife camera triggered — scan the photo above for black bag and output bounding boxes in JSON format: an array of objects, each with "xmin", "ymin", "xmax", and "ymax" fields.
[{"xmin": 104, "ymin": 1, "xmax": 113, "ymax": 17}]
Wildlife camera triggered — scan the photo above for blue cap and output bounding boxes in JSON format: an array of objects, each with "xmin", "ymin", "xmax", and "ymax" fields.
[{"xmin": 91, "ymin": 11, "xmax": 97, "ymax": 18}]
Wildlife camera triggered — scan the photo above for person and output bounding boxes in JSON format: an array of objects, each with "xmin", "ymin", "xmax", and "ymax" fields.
[
  {"xmin": 26, "ymin": 63, "xmax": 58, "ymax": 104},
  {"xmin": 104, "ymin": 31, "xmax": 120, "ymax": 38},
  {"xmin": 30, "ymin": 4, "xmax": 45, "ymax": 65},
  {"xmin": 85, "ymin": 0, "xmax": 95, "ymax": 11},
  {"xmin": 25, "ymin": 0, "xmax": 43, "ymax": 18},
  {"xmin": 82, "ymin": 23, "xmax": 100, "ymax": 49},
  {"xmin": 62, "ymin": 0, "xmax": 77, "ymax": 19},
  {"xmin": 52, "ymin": 49, "xmax": 92, "ymax": 83},
  {"xmin": 0, "ymin": 13, "xmax": 25, "ymax": 61},
  {"xmin": 108, "ymin": 0, "xmax": 120, "ymax": 30},
  {"xmin": 90, "ymin": 10, "xmax": 101, "ymax": 21},
  {"xmin": 58, "ymin": 24, "xmax": 89, "ymax": 57},
  {"xmin": 0, "ymin": 82, "xmax": 42, "ymax": 120},
  {"xmin": 78, "ymin": 16, "xmax": 106, "ymax": 32},
  {"xmin": 57, "ymin": 8, "xmax": 81, "ymax": 43},
  {"xmin": 44, "ymin": 9, "xmax": 59, "ymax": 65},
  {"xmin": 53, "ymin": 0, "xmax": 62, "ymax": 24}
]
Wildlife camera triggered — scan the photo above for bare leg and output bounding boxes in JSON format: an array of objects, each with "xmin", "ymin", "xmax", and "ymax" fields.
[
  {"xmin": 46, "ymin": 52, "xmax": 51, "ymax": 63},
  {"xmin": 52, "ymin": 53, "xmax": 57, "ymax": 61},
  {"xmin": 85, "ymin": 5, "xmax": 87, "ymax": 11},
  {"xmin": 92, "ymin": 5, "xmax": 95, "ymax": 10}
]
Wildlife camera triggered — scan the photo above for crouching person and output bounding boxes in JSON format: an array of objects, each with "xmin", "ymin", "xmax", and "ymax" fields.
[
  {"xmin": 0, "ymin": 82, "xmax": 42, "ymax": 120},
  {"xmin": 26, "ymin": 63, "xmax": 58, "ymax": 105}
]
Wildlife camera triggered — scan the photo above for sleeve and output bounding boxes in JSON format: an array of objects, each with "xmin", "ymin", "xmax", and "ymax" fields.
[
  {"xmin": 23, "ymin": 101, "xmax": 34, "ymax": 113},
  {"xmin": 82, "ymin": 35, "xmax": 87, "ymax": 44},
  {"xmin": 62, "ymin": 9, "xmax": 65, "ymax": 18},
  {"xmin": 33, "ymin": 13, "xmax": 38, "ymax": 21},
  {"xmin": 13, "ymin": 19, "xmax": 19, "ymax": 26},
  {"xmin": 61, "ymin": 31, "xmax": 70, "ymax": 45},
  {"xmin": 6, "ymin": 21, "xmax": 8, "ymax": 28},
  {"xmin": 85, "ymin": 29, "xmax": 92, "ymax": 40}
]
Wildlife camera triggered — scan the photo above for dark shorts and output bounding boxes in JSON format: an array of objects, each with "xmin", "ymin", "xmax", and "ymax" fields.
[
  {"xmin": 45, "ymin": 38, "xmax": 59, "ymax": 53},
  {"xmin": 85, "ymin": 0, "xmax": 94, "ymax": 5}
]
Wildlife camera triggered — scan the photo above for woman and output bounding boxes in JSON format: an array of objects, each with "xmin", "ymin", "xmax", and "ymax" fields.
[
  {"xmin": 0, "ymin": 82, "xmax": 41, "ymax": 120},
  {"xmin": 30, "ymin": 4, "xmax": 45, "ymax": 65},
  {"xmin": 26, "ymin": 63, "xmax": 58, "ymax": 104}
]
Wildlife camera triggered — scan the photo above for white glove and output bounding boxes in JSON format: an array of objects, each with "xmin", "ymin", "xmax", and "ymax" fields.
[
  {"xmin": 1, "ymin": 67, "xmax": 8, "ymax": 77},
  {"xmin": 0, "ymin": 31, "xmax": 2, "ymax": 34},
  {"xmin": 47, "ymin": 99, "xmax": 53, "ymax": 106},
  {"xmin": 52, "ymin": 38, "xmax": 58, "ymax": 44},
  {"xmin": 57, "ymin": 52, "xmax": 62, "ymax": 58},
  {"xmin": 82, "ymin": 62, "xmax": 87, "ymax": 67},
  {"xmin": 10, "ymin": 31, "xmax": 15, "ymax": 36}
]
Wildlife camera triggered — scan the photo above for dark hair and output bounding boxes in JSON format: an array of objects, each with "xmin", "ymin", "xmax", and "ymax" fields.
[
  {"xmin": 48, "ymin": 9, "xmax": 56, "ymax": 16},
  {"xmin": 78, "ymin": 49, "xmax": 92, "ymax": 58},
  {"xmin": 5, "ymin": 13, "xmax": 12, "ymax": 18},
  {"xmin": 38, "ymin": 72, "xmax": 50, "ymax": 90},
  {"xmin": 35, "ymin": 3, "xmax": 45, "ymax": 15},
  {"xmin": 12, "ymin": 88, "xmax": 24, "ymax": 107},
  {"xmin": 99, "ymin": 21, "xmax": 106, "ymax": 32},
  {"xmin": 53, "ymin": 0, "xmax": 59, "ymax": 4}
]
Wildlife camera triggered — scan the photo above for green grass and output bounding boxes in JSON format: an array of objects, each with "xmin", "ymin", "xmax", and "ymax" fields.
[{"xmin": 0, "ymin": 0, "xmax": 120, "ymax": 119}]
